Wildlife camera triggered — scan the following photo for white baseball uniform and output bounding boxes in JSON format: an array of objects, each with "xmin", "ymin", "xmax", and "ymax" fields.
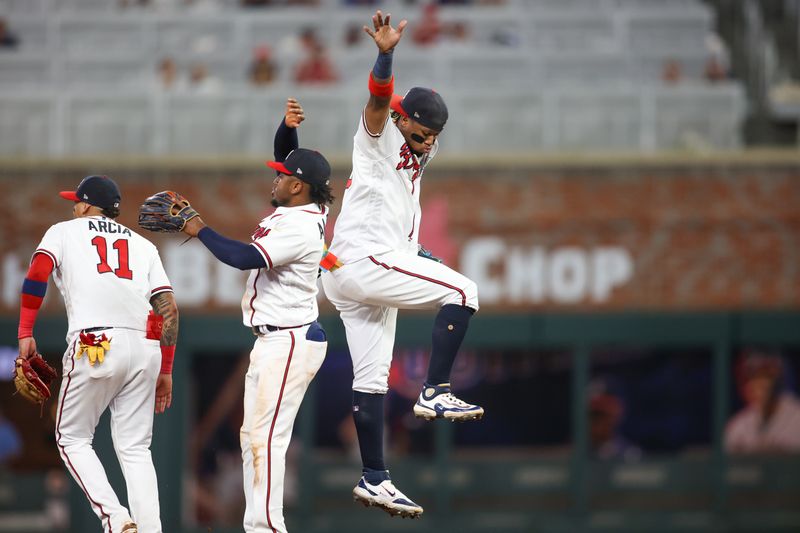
[
  {"xmin": 35, "ymin": 215, "xmax": 172, "ymax": 533},
  {"xmin": 239, "ymin": 203, "xmax": 329, "ymax": 533},
  {"xmin": 321, "ymin": 112, "xmax": 479, "ymax": 394}
]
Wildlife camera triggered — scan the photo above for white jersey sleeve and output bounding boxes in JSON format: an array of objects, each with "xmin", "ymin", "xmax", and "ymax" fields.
[
  {"xmin": 250, "ymin": 218, "xmax": 311, "ymax": 270},
  {"xmin": 353, "ymin": 110, "xmax": 396, "ymax": 161},
  {"xmin": 35, "ymin": 224, "xmax": 65, "ymax": 268}
]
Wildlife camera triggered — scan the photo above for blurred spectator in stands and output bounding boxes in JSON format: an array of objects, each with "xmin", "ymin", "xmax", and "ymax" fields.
[
  {"xmin": 241, "ymin": 0, "xmax": 272, "ymax": 6},
  {"xmin": 249, "ymin": 45, "xmax": 277, "ymax": 86},
  {"xmin": 188, "ymin": 62, "xmax": 222, "ymax": 94},
  {"xmin": 661, "ymin": 59, "xmax": 683, "ymax": 85},
  {"xmin": 155, "ymin": 56, "xmax": 188, "ymax": 92},
  {"xmin": 726, "ymin": 350, "xmax": 800, "ymax": 454},
  {"xmin": 588, "ymin": 380, "xmax": 641, "ymax": 461},
  {"xmin": 299, "ymin": 27, "xmax": 322, "ymax": 54},
  {"xmin": 412, "ymin": 3, "xmax": 443, "ymax": 47},
  {"xmin": 704, "ymin": 32, "xmax": 730, "ymax": 84},
  {"xmin": 0, "ymin": 17, "xmax": 19, "ymax": 49},
  {"xmin": 0, "ymin": 408, "xmax": 22, "ymax": 467},
  {"xmin": 277, "ymin": 26, "xmax": 322, "ymax": 62},
  {"xmin": 294, "ymin": 42, "xmax": 338, "ymax": 84},
  {"xmin": 446, "ymin": 21, "xmax": 471, "ymax": 43},
  {"xmin": 704, "ymin": 56, "xmax": 728, "ymax": 84},
  {"xmin": 344, "ymin": 23, "xmax": 365, "ymax": 48}
]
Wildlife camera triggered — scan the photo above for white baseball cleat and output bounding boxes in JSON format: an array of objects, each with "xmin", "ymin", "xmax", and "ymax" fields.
[
  {"xmin": 413, "ymin": 383, "xmax": 484, "ymax": 421},
  {"xmin": 353, "ymin": 476, "xmax": 423, "ymax": 519}
]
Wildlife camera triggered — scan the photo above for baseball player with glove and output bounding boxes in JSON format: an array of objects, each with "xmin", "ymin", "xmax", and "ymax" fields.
[
  {"xmin": 138, "ymin": 98, "xmax": 334, "ymax": 533},
  {"xmin": 319, "ymin": 11, "xmax": 482, "ymax": 518},
  {"xmin": 17, "ymin": 175, "xmax": 178, "ymax": 533}
]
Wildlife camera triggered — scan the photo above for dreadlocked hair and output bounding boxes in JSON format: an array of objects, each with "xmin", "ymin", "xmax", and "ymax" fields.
[{"xmin": 310, "ymin": 182, "xmax": 335, "ymax": 207}]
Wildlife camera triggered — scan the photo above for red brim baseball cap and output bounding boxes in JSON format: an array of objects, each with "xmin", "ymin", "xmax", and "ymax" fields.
[
  {"xmin": 59, "ymin": 191, "xmax": 80, "ymax": 201},
  {"xmin": 390, "ymin": 94, "xmax": 407, "ymax": 117},
  {"xmin": 266, "ymin": 161, "xmax": 292, "ymax": 175}
]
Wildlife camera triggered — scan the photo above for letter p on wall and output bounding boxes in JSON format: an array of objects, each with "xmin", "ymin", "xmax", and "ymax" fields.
[{"xmin": 591, "ymin": 247, "xmax": 633, "ymax": 302}]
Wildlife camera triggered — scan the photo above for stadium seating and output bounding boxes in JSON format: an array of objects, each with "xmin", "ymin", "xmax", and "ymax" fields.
[{"xmin": 0, "ymin": 0, "xmax": 746, "ymax": 155}]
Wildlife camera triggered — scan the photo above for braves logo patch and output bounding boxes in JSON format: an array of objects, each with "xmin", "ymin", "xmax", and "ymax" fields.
[
  {"xmin": 252, "ymin": 226, "xmax": 270, "ymax": 240},
  {"xmin": 396, "ymin": 143, "xmax": 420, "ymax": 182}
]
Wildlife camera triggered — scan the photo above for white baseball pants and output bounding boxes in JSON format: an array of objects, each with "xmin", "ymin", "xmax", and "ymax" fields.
[
  {"xmin": 241, "ymin": 324, "xmax": 327, "ymax": 533},
  {"xmin": 321, "ymin": 250, "xmax": 479, "ymax": 394},
  {"xmin": 55, "ymin": 328, "xmax": 162, "ymax": 533}
]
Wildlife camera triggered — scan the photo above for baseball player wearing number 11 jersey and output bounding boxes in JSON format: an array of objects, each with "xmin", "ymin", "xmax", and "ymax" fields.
[{"xmin": 17, "ymin": 175, "xmax": 178, "ymax": 533}]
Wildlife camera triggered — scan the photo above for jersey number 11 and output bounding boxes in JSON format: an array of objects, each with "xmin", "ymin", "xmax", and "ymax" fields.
[{"xmin": 91, "ymin": 236, "xmax": 133, "ymax": 280}]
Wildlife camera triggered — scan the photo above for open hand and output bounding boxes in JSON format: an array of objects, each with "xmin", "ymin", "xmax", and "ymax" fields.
[
  {"xmin": 155, "ymin": 373, "xmax": 173, "ymax": 414},
  {"xmin": 364, "ymin": 10, "xmax": 407, "ymax": 54}
]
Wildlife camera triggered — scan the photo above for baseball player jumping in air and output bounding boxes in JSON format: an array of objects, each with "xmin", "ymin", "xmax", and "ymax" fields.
[
  {"xmin": 320, "ymin": 11, "xmax": 483, "ymax": 518},
  {"xmin": 139, "ymin": 98, "xmax": 333, "ymax": 533},
  {"xmin": 18, "ymin": 175, "xmax": 178, "ymax": 533}
]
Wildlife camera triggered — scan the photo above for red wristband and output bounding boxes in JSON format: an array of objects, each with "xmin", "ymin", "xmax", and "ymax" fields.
[
  {"xmin": 18, "ymin": 306, "xmax": 38, "ymax": 339},
  {"xmin": 160, "ymin": 345, "xmax": 175, "ymax": 374},
  {"xmin": 368, "ymin": 74, "xmax": 394, "ymax": 98}
]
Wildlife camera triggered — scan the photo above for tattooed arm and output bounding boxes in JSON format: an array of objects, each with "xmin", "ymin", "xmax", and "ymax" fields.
[
  {"xmin": 151, "ymin": 291, "xmax": 179, "ymax": 347},
  {"xmin": 150, "ymin": 291, "xmax": 178, "ymax": 414}
]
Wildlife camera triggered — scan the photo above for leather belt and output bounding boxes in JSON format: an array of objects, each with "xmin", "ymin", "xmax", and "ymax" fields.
[{"xmin": 252, "ymin": 322, "xmax": 312, "ymax": 336}]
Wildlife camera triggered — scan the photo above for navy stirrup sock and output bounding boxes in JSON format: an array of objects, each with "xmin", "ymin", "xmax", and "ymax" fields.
[
  {"xmin": 352, "ymin": 391, "xmax": 386, "ymax": 473},
  {"xmin": 426, "ymin": 304, "xmax": 474, "ymax": 385}
]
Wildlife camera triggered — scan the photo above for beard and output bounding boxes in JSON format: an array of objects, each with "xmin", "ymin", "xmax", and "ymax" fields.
[{"xmin": 270, "ymin": 198, "xmax": 279, "ymax": 208}]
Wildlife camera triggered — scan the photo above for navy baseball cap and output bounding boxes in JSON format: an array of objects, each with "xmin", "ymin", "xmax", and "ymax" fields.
[
  {"xmin": 59, "ymin": 175, "xmax": 121, "ymax": 210},
  {"xmin": 267, "ymin": 148, "xmax": 331, "ymax": 187},
  {"xmin": 391, "ymin": 87, "xmax": 449, "ymax": 132}
]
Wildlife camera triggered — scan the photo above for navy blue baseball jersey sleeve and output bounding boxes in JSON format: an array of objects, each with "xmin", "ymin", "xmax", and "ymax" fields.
[
  {"xmin": 273, "ymin": 118, "xmax": 299, "ymax": 163},
  {"xmin": 197, "ymin": 227, "xmax": 267, "ymax": 270}
]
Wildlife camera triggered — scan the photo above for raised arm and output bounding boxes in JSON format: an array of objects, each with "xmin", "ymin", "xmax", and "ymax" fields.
[
  {"xmin": 363, "ymin": 10, "xmax": 407, "ymax": 135},
  {"xmin": 273, "ymin": 97, "xmax": 304, "ymax": 162}
]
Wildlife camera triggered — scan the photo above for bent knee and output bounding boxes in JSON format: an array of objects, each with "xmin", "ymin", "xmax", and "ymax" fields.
[
  {"xmin": 464, "ymin": 279, "xmax": 479, "ymax": 311},
  {"xmin": 443, "ymin": 278, "xmax": 479, "ymax": 312}
]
